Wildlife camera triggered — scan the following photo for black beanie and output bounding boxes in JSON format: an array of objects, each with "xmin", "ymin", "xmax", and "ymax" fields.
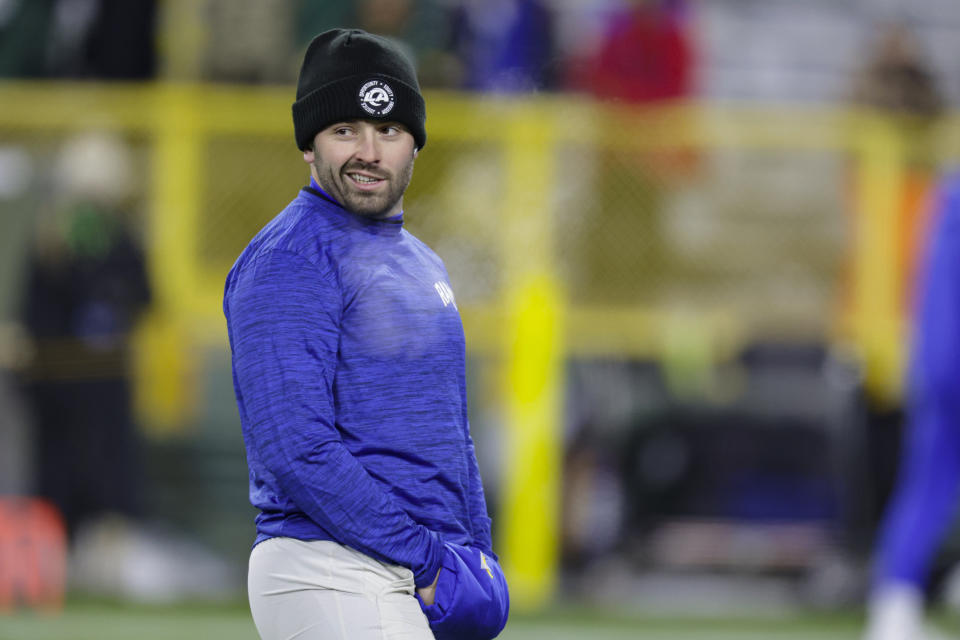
[{"xmin": 292, "ymin": 29, "xmax": 426, "ymax": 151}]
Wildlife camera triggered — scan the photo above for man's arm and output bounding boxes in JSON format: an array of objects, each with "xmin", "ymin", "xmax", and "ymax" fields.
[
  {"xmin": 227, "ymin": 248, "xmax": 443, "ymax": 587},
  {"xmin": 912, "ymin": 172, "xmax": 960, "ymax": 406},
  {"xmin": 463, "ymin": 427, "xmax": 494, "ymax": 555}
]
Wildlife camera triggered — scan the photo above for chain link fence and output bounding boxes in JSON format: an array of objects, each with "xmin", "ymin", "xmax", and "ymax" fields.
[{"xmin": 1, "ymin": 83, "xmax": 957, "ymax": 603}]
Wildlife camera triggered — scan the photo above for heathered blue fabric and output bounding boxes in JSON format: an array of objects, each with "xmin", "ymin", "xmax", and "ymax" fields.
[
  {"xmin": 874, "ymin": 170, "xmax": 960, "ymax": 588},
  {"xmin": 223, "ymin": 184, "xmax": 493, "ymax": 588}
]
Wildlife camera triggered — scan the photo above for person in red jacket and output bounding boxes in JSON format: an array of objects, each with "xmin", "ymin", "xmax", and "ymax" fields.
[{"xmin": 573, "ymin": 0, "xmax": 693, "ymax": 103}]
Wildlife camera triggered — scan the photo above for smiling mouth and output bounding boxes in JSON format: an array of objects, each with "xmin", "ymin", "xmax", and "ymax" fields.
[{"xmin": 347, "ymin": 172, "xmax": 385, "ymax": 187}]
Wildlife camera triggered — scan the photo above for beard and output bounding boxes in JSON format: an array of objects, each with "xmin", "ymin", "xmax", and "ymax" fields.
[{"xmin": 312, "ymin": 153, "xmax": 415, "ymax": 219}]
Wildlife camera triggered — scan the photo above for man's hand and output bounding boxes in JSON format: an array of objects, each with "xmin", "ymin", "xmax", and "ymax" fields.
[{"xmin": 416, "ymin": 568, "xmax": 441, "ymax": 606}]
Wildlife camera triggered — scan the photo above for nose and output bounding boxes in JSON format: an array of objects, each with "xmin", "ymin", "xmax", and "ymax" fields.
[{"xmin": 353, "ymin": 127, "xmax": 380, "ymax": 164}]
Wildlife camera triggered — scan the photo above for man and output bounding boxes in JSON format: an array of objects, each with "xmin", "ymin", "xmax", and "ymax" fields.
[
  {"xmin": 863, "ymin": 170, "xmax": 960, "ymax": 640},
  {"xmin": 22, "ymin": 132, "xmax": 150, "ymax": 538},
  {"xmin": 224, "ymin": 29, "xmax": 508, "ymax": 640}
]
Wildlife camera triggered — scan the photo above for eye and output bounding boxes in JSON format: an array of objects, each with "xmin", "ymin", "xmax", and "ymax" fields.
[
  {"xmin": 329, "ymin": 124, "xmax": 355, "ymax": 137},
  {"xmin": 380, "ymin": 125, "xmax": 402, "ymax": 136}
]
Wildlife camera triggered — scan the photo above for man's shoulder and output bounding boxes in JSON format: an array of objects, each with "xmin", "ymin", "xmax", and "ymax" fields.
[
  {"xmin": 227, "ymin": 192, "xmax": 342, "ymax": 283},
  {"xmin": 260, "ymin": 190, "xmax": 350, "ymax": 251},
  {"xmin": 401, "ymin": 228, "xmax": 445, "ymax": 267}
]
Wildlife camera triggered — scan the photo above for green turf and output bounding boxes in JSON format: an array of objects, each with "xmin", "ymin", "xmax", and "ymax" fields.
[
  {"xmin": 0, "ymin": 600, "xmax": 881, "ymax": 640},
  {"xmin": 0, "ymin": 607, "xmax": 259, "ymax": 640}
]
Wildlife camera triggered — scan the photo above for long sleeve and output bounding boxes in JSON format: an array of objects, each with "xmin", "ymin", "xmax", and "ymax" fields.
[
  {"xmin": 463, "ymin": 428, "xmax": 493, "ymax": 555},
  {"xmin": 873, "ymin": 172, "xmax": 960, "ymax": 586},
  {"xmin": 911, "ymin": 173, "xmax": 960, "ymax": 408},
  {"xmin": 226, "ymin": 248, "xmax": 443, "ymax": 587}
]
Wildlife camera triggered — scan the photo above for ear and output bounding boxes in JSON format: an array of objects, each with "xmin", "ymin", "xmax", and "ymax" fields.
[
  {"xmin": 303, "ymin": 147, "xmax": 315, "ymax": 164},
  {"xmin": 413, "ymin": 147, "xmax": 419, "ymax": 158}
]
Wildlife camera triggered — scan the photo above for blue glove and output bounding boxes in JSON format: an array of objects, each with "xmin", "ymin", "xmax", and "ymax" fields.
[{"xmin": 416, "ymin": 543, "xmax": 509, "ymax": 640}]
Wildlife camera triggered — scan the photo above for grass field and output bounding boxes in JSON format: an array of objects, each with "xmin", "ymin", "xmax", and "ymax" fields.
[{"xmin": 0, "ymin": 600, "xmax": 874, "ymax": 640}]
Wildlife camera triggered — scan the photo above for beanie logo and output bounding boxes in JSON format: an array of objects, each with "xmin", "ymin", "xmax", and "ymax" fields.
[{"xmin": 358, "ymin": 80, "xmax": 395, "ymax": 116}]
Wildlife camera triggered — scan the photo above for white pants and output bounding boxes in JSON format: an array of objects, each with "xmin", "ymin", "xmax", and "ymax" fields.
[{"xmin": 248, "ymin": 537, "xmax": 435, "ymax": 640}]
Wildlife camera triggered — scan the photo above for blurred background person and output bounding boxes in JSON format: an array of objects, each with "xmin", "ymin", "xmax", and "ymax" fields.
[
  {"xmin": 0, "ymin": 0, "xmax": 52, "ymax": 77},
  {"xmin": 853, "ymin": 21, "xmax": 943, "ymax": 120},
  {"xmin": 18, "ymin": 131, "xmax": 150, "ymax": 538},
  {"xmin": 448, "ymin": 0, "xmax": 557, "ymax": 93},
  {"xmin": 848, "ymin": 21, "xmax": 946, "ymax": 568},
  {"xmin": 290, "ymin": 0, "xmax": 457, "ymax": 88},
  {"xmin": 852, "ymin": 20, "xmax": 943, "ymax": 296},
  {"xmin": 197, "ymin": 0, "xmax": 295, "ymax": 83},
  {"xmin": 566, "ymin": 0, "xmax": 693, "ymax": 103},
  {"xmin": 862, "ymin": 169, "xmax": 960, "ymax": 640},
  {"xmin": 0, "ymin": 0, "xmax": 156, "ymax": 79},
  {"xmin": 851, "ymin": 20, "xmax": 943, "ymax": 287},
  {"xmin": 560, "ymin": 0, "xmax": 697, "ymax": 309}
]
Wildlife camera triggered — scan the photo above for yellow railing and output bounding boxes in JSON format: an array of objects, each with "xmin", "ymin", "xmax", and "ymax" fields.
[{"xmin": 2, "ymin": 81, "xmax": 955, "ymax": 609}]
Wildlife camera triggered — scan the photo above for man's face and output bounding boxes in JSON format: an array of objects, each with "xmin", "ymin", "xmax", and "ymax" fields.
[{"xmin": 305, "ymin": 120, "xmax": 417, "ymax": 219}]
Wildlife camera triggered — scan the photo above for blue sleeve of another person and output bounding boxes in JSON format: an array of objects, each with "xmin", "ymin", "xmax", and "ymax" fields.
[
  {"xmin": 911, "ymin": 171, "xmax": 960, "ymax": 407},
  {"xmin": 873, "ymin": 170, "xmax": 960, "ymax": 587},
  {"xmin": 226, "ymin": 248, "xmax": 443, "ymax": 587}
]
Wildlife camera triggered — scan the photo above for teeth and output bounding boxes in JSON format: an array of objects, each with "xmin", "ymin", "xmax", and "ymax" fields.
[{"xmin": 351, "ymin": 174, "xmax": 379, "ymax": 184}]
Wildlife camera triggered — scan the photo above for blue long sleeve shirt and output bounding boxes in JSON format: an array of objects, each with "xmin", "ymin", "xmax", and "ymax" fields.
[
  {"xmin": 223, "ymin": 183, "xmax": 493, "ymax": 588},
  {"xmin": 873, "ymin": 170, "xmax": 960, "ymax": 586},
  {"xmin": 910, "ymin": 170, "xmax": 960, "ymax": 410}
]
